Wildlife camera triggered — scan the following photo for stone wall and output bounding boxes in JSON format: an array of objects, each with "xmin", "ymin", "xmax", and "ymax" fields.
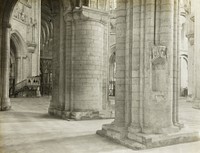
[{"xmin": 10, "ymin": 0, "xmax": 41, "ymax": 80}]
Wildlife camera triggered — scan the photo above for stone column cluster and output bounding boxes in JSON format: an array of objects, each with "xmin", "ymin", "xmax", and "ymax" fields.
[{"xmin": 97, "ymin": 0, "xmax": 199, "ymax": 149}]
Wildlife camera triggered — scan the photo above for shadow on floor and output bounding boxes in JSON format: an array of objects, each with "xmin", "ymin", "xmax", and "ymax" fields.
[
  {"xmin": 0, "ymin": 134, "xmax": 128, "ymax": 153},
  {"xmin": 0, "ymin": 111, "xmax": 63, "ymax": 123}
]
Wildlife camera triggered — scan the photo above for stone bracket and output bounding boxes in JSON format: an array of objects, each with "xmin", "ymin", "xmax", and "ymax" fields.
[
  {"xmin": 98, "ymin": 123, "xmax": 200, "ymax": 150},
  {"xmin": 27, "ymin": 42, "xmax": 37, "ymax": 53}
]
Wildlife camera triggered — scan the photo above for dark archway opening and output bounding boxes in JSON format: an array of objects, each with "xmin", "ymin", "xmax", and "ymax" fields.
[{"xmin": 9, "ymin": 38, "xmax": 17, "ymax": 97}]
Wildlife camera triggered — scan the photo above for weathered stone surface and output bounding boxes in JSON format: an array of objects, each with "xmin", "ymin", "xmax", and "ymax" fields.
[
  {"xmin": 97, "ymin": 0, "xmax": 200, "ymax": 149},
  {"xmin": 49, "ymin": 6, "xmax": 112, "ymax": 120},
  {"xmin": 97, "ymin": 124, "xmax": 200, "ymax": 150},
  {"xmin": 48, "ymin": 108, "xmax": 114, "ymax": 120}
]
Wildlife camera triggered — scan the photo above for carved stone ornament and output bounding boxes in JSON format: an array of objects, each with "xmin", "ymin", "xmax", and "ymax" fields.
[
  {"xmin": 13, "ymin": 3, "xmax": 30, "ymax": 24},
  {"xmin": 27, "ymin": 42, "xmax": 37, "ymax": 53},
  {"xmin": 151, "ymin": 45, "xmax": 167, "ymax": 65}
]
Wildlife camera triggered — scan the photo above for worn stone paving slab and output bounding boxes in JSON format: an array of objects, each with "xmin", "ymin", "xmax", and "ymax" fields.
[{"xmin": 0, "ymin": 98, "xmax": 200, "ymax": 153}]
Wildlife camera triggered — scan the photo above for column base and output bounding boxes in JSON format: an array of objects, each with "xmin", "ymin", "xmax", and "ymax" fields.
[
  {"xmin": 97, "ymin": 124, "xmax": 146, "ymax": 150},
  {"xmin": 48, "ymin": 107, "xmax": 71, "ymax": 119},
  {"xmin": 141, "ymin": 126, "xmax": 179, "ymax": 134},
  {"xmin": 0, "ymin": 98, "xmax": 11, "ymax": 111},
  {"xmin": 97, "ymin": 123, "xmax": 200, "ymax": 150},
  {"xmin": 48, "ymin": 107, "xmax": 115, "ymax": 120}
]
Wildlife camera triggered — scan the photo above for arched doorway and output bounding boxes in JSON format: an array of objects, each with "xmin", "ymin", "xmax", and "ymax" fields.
[
  {"xmin": 9, "ymin": 32, "xmax": 28, "ymax": 97},
  {"xmin": 9, "ymin": 38, "xmax": 17, "ymax": 96},
  {"xmin": 180, "ymin": 54, "xmax": 188, "ymax": 97}
]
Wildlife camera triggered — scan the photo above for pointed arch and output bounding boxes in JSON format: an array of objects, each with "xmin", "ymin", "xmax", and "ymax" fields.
[{"xmin": 10, "ymin": 30, "xmax": 27, "ymax": 57}]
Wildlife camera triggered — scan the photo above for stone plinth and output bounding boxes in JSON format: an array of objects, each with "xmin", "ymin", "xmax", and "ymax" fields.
[
  {"xmin": 97, "ymin": 124, "xmax": 200, "ymax": 150},
  {"xmin": 0, "ymin": 98, "xmax": 11, "ymax": 111},
  {"xmin": 48, "ymin": 107, "xmax": 114, "ymax": 120}
]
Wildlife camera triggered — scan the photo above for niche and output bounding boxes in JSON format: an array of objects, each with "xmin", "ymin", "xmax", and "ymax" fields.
[{"xmin": 151, "ymin": 46, "xmax": 167, "ymax": 92}]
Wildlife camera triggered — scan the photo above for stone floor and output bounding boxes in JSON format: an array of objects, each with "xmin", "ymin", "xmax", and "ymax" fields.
[{"xmin": 0, "ymin": 97, "xmax": 200, "ymax": 153}]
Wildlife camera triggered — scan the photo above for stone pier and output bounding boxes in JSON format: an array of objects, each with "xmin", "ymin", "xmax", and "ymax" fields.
[
  {"xmin": 48, "ymin": 6, "xmax": 113, "ymax": 120},
  {"xmin": 97, "ymin": 0, "xmax": 200, "ymax": 149}
]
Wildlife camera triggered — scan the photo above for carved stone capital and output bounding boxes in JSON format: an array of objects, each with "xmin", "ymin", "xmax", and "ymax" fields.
[{"xmin": 64, "ymin": 6, "xmax": 109, "ymax": 24}]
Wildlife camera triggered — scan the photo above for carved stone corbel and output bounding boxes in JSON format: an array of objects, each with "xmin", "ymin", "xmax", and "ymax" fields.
[{"xmin": 27, "ymin": 42, "xmax": 37, "ymax": 53}]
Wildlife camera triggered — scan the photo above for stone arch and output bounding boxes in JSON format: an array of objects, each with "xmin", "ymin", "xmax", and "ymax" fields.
[
  {"xmin": 10, "ymin": 30, "xmax": 26, "ymax": 57},
  {"xmin": 10, "ymin": 31, "xmax": 27, "ymax": 83},
  {"xmin": 1, "ymin": 0, "xmax": 18, "ymax": 27}
]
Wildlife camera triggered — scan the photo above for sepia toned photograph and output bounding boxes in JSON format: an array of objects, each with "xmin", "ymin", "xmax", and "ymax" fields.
[{"xmin": 0, "ymin": 0, "xmax": 200, "ymax": 152}]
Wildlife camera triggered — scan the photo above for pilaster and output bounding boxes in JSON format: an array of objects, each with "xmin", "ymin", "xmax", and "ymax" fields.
[{"xmin": 193, "ymin": 0, "xmax": 200, "ymax": 109}]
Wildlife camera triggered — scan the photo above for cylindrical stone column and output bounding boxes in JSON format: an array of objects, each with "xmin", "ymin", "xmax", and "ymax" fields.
[
  {"xmin": 72, "ymin": 20, "xmax": 104, "ymax": 111},
  {"xmin": 0, "ymin": 25, "xmax": 11, "ymax": 111},
  {"xmin": 159, "ymin": 0, "xmax": 178, "ymax": 130},
  {"xmin": 113, "ymin": 0, "xmax": 126, "ymax": 127},
  {"xmin": 48, "ymin": 13, "xmax": 64, "ymax": 116},
  {"xmin": 62, "ymin": 8, "xmax": 110, "ymax": 120}
]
